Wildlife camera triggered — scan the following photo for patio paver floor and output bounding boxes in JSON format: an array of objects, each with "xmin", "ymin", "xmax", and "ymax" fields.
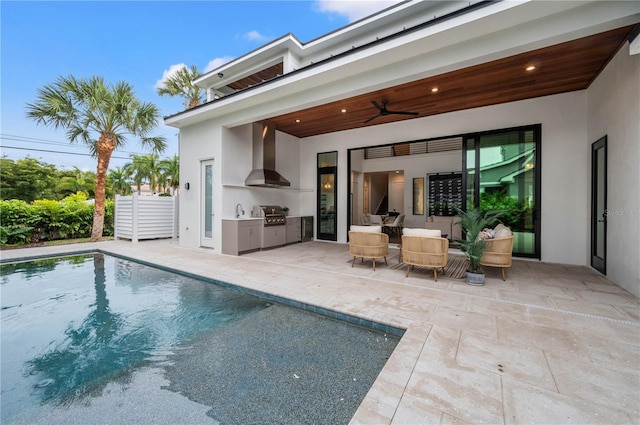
[{"xmin": 2, "ymin": 239, "xmax": 638, "ymax": 424}]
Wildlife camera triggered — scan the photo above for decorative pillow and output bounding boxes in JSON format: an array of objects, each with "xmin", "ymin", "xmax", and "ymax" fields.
[
  {"xmin": 351, "ymin": 225, "xmax": 382, "ymax": 233},
  {"xmin": 403, "ymin": 228, "xmax": 441, "ymax": 237},
  {"xmin": 479, "ymin": 228, "xmax": 496, "ymax": 239},
  {"xmin": 494, "ymin": 224, "xmax": 512, "ymax": 238}
]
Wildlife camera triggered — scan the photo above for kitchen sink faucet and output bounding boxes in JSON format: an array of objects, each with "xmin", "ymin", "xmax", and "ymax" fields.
[{"xmin": 235, "ymin": 203, "xmax": 245, "ymax": 218}]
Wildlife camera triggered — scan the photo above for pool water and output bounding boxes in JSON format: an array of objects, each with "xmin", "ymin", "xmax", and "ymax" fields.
[{"xmin": 1, "ymin": 253, "xmax": 400, "ymax": 424}]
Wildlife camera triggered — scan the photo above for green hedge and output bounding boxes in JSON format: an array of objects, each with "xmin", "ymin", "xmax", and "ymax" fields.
[{"xmin": 0, "ymin": 193, "xmax": 113, "ymax": 245}]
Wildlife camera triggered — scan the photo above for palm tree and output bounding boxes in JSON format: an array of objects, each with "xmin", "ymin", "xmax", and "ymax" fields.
[
  {"xmin": 160, "ymin": 154, "xmax": 180, "ymax": 195},
  {"xmin": 156, "ymin": 64, "xmax": 204, "ymax": 109},
  {"xmin": 124, "ymin": 154, "xmax": 163, "ymax": 194},
  {"xmin": 26, "ymin": 75, "xmax": 166, "ymax": 241},
  {"xmin": 57, "ymin": 167, "xmax": 96, "ymax": 198},
  {"xmin": 107, "ymin": 167, "xmax": 132, "ymax": 196}
]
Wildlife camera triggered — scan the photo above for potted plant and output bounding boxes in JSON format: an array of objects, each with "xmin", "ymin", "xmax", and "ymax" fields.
[
  {"xmin": 282, "ymin": 206, "xmax": 289, "ymax": 216},
  {"xmin": 454, "ymin": 207, "xmax": 503, "ymax": 285}
]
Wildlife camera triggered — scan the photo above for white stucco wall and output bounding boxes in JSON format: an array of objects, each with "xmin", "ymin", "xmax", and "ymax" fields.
[
  {"xmin": 587, "ymin": 42, "xmax": 640, "ymax": 297},
  {"xmin": 178, "ymin": 120, "xmax": 221, "ymax": 249},
  {"xmin": 300, "ymin": 90, "xmax": 590, "ymax": 266},
  {"xmin": 177, "ymin": 48, "xmax": 638, "ymax": 298}
]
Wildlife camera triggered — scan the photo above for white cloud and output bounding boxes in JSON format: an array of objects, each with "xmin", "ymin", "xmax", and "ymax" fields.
[
  {"xmin": 203, "ymin": 56, "xmax": 235, "ymax": 73},
  {"xmin": 155, "ymin": 63, "xmax": 187, "ymax": 89},
  {"xmin": 245, "ymin": 30, "xmax": 268, "ymax": 42},
  {"xmin": 314, "ymin": 0, "xmax": 403, "ymax": 22}
]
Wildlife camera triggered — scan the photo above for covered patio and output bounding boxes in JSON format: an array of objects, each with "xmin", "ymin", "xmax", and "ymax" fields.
[{"xmin": 4, "ymin": 239, "xmax": 638, "ymax": 424}]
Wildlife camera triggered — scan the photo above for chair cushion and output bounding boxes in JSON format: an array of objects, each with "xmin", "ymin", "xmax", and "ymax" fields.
[
  {"xmin": 351, "ymin": 225, "xmax": 382, "ymax": 233},
  {"xmin": 403, "ymin": 228, "xmax": 441, "ymax": 237}
]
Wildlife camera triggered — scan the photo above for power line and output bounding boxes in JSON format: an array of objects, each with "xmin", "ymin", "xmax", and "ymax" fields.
[
  {"xmin": 0, "ymin": 145, "xmax": 131, "ymax": 160},
  {"xmin": 0, "ymin": 133, "xmax": 170, "ymax": 157}
]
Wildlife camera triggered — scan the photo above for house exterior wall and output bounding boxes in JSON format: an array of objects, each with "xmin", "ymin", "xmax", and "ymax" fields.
[
  {"xmin": 178, "ymin": 120, "xmax": 221, "ymax": 248},
  {"xmin": 300, "ymin": 90, "xmax": 590, "ymax": 266},
  {"xmin": 587, "ymin": 41, "xmax": 640, "ymax": 297},
  {"xmin": 173, "ymin": 2, "xmax": 638, "ymax": 295}
]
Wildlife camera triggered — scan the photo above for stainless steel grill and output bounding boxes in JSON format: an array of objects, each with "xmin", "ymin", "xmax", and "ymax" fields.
[{"xmin": 251, "ymin": 205, "xmax": 287, "ymax": 226}]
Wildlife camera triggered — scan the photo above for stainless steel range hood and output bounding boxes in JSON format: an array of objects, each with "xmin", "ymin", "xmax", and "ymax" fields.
[{"xmin": 245, "ymin": 121, "xmax": 291, "ymax": 187}]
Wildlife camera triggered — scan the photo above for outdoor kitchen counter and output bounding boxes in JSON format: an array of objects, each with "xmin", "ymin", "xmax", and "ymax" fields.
[
  {"xmin": 222, "ymin": 217, "xmax": 302, "ymax": 255},
  {"xmin": 221, "ymin": 219, "xmax": 263, "ymax": 255}
]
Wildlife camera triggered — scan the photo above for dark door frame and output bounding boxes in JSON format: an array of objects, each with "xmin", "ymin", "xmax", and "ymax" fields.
[
  {"xmin": 462, "ymin": 124, "xmax": 542, "ymax": 259},
  {"xmin": 317, "ymin": 152, "xmax": 338, "ymax": 241},
  {"xmin": 591, "ymin": 136, "xmax": 607, "ymax": 274}
]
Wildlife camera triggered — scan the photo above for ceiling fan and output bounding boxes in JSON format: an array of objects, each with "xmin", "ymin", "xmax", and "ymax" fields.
[{"xmin": 364, "ymin": 100, "xmax": 419, "ymax": 123}]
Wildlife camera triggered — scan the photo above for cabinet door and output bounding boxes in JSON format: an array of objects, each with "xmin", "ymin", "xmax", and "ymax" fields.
[
  {"xmin": 286, "ymin": 218, "xmax": 301, "ymax": 243},
  {"xmin": 275, "ymin": 226, "xmax": 286, "ymax": 246},
  {"xmin": 238, "ymin": 226, "xmax": 253, "ymax": 252},
  {"xmin": 249, "ymin": 225, "xmax": 262, "ymax": 250},
  {"xmin": 263, "ymin": 226, "xmax": 286, "ymax": 248}
]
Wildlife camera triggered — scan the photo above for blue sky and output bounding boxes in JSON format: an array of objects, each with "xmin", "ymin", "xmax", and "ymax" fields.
[{"xmin": 1, "ymin": 0, "xmax": 401, "ymax": 171}]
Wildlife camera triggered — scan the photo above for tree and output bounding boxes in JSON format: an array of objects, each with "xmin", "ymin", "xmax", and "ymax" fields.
[
  {"xmin": 160, "ymin": 154, "xmax": 180, "ymax": 195},
  {"xmin": 26, "ymin": 75, "xmax": 166, "ymax": 241},
  {"xmin": 56, "ymin": 167, "xmax": 96, "ymax": 198},
  {"xmin": 124, "ymin": 154, "xmax": 163, "ymax": 194},
  {"xmin": 107, "ymin": 167, "xmax": 132, "ymax": 196},
  {"xmin": 0, "ymin": 157, "xmax": 58, "ymax": 201},
  {"xmin": 156, "ymin": 64, "xmax": 204, "ymax": 109}
]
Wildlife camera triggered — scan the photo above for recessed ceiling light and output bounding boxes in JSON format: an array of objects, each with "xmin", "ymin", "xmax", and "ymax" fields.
[
  {"xmin": 526, "ymin": 65, "xmax": 536, "ymax": 71},
  {"xmin": 431, "ymin": 87, "xmax": 439, "ymax": 93},
  {"xmin": 295, "ymin": 119, "xmax": 301, "ymax": 123},
  {"xmin": 341, "ymin": 109, "xmax": 347, "ymax": 113}
]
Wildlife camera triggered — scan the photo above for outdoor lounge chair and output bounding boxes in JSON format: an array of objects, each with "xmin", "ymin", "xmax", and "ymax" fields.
[
  {"xmin": 480, "ymin": 234, "xmax": 514, "ymax": 281},
  {"xmin": 368, "ymin": 215, "xmax": 384, "ymax": 225},
  {"xmin": 401, "ymin": 228, "xmax": 449, "ymax": 280},
  {"xmin": 349, "ymin": 225, "xmax": 389, "ymax": 271},
  {"xmin": 383, "ymin": 214, "xmax": 405, "ymax": 236}
]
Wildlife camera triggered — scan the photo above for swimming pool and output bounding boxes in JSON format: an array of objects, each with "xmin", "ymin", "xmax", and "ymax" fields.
[{"xmin": 1, "ymin": 252, "xmax": 401, "ymax": 424}]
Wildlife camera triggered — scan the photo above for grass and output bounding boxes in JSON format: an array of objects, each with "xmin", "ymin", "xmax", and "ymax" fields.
[{"xmin": 0, "ymin": 236, "xmax": 114, "ymax": 250}]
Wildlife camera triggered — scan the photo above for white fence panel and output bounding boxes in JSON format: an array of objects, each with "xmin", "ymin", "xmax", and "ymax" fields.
[{"xmin": 115, "ymin": 193, "xmax": 178, "ymax": 242}]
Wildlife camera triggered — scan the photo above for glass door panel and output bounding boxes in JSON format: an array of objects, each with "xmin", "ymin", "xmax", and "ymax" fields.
[
  {"xmin": 201, "ymin": 160, "xmax": 214, "ymax": 248},
  {"xmin": 464, "ymin": 127, "xmax": 540, "ymax": 258}
]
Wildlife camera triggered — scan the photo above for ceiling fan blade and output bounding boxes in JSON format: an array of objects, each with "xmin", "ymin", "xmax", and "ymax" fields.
[
  {"xmin": 364, "ymin": 113, "xmax": 382, "ymax": 123},
  {"xmin": 387, "ymin": 110, "xmax": 419, "ymax": 116},
  {"xmin": 371, "ymin": 100, "xmax": 384, "ymax": 111}
]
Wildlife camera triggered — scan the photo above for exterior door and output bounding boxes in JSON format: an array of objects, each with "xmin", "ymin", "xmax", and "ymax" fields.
[
  {"xmin": 591, "ymin": 136, "xmax": 607, "ymax": 274},
  {"xmin": 200, "ymin": 159, "xmax": 215, "ymax": 248},
  {"xmin": 317, "ymin": 151, "xmax": 337, "ymax": 241}
]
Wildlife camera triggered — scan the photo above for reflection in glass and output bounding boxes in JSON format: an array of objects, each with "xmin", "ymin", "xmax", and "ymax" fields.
[{"xmin": 204, "ymin": 164, "xmax": 213, "ymax": 238}]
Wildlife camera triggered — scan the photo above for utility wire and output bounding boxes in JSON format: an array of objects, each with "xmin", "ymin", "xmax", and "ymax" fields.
[
  {"xmin": 1, "ymin": 133, "xmax": 172, "ymax": 158},
  {"xmin": 0, "ymin": 145, "xmax": 131, "ymax": 160}
]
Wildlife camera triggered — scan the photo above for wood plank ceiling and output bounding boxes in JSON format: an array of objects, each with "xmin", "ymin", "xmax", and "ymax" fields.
[{"xmin": 263, "ymin": 26, "xmax": 635, "ymax": 139}]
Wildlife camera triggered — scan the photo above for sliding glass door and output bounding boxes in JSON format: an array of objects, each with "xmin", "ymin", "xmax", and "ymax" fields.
[{"xmin": 464, "ymin": 125, "xmax": 540, "ymax": 258}]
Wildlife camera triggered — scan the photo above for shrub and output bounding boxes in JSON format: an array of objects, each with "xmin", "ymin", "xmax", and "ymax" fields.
[{"xmin": 0, "ymin": 193, "xmax": 114, "ymax": 245}]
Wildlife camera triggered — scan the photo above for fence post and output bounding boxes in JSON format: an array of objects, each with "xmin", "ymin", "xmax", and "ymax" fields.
[
  {"xmin": 132, "ymin": 192, "xmax": 139, "ymax": 243},
  {"xmin": 114, "ymin": 195, "xmax": 120, "ymax": 240},
  {"xmin": 173, "ymin": 195, "xmax": 179, "ymax": 240}
]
